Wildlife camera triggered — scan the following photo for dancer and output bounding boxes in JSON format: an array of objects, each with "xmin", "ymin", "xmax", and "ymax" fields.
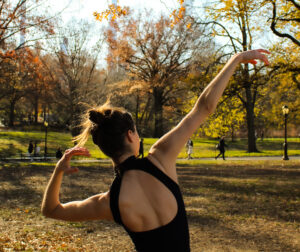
[{"xmin": 42, "ymin": 49, "xmax": 270, "ymax": 251}]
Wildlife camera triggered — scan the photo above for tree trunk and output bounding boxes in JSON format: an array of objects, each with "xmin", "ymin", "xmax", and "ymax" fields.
[
  {"xmin": 8, "ymin": 100, "xmax": 16, "ymax": 127},
  {"xmin": 135, "ymin": 93, "xmax": 140, "ymax": 132},
  {"xmin": 242, "ymin": 62, "xmax": 258, "ymax": 152},
  {"xmin": 69, "ymin": 82, "xmax": 82, "ymax": 137},
  {"xmin": 34, "ymin": 95, "xmax": 39, "ymax": 124},
  {"xmin": 153, "ymin": 87, "xmax": 164, "ymax": 138},
  {"xmin": 245, "ymin": 90, "xmax": 258, "ymax": 152},
  {"xmin": 70, "ymin": 104, "xmax": 82, "ymax": 137}
]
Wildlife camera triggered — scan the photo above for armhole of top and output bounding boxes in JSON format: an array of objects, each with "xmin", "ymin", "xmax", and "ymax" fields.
[
  {"xmin": 140, "ymin": 158, "xmax": 180, "ymax": 197},
  {"xmin": 109, "ymin": 177, "xmax": 123, "ymax": 225}
]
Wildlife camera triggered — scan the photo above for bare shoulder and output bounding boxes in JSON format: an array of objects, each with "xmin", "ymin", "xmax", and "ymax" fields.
[
  {"xmin": 94, "ymin": 191, "xmax": 114, "ymax": 221},
  {"xmin": 146, "ymin": 154, "xmax": 178, "ymax": 184}
]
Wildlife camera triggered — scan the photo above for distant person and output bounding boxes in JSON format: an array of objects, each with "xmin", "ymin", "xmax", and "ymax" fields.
[
  {"xmin": 261, "ymin": 131, "xmax": 264, "ymax": 141},
  {"xmin": 138, "ymin": 138, "xmax": 144, "ymax": 158},
  {"xmin": 28, "ymin": 141, "xmax": 33, "ymax": 160},
  {"xmin": 215, "ymin": 136, "xmax": 228, "ymax": 160},
  {"xmin": 34, "ymin": 142, "xmax": 40, "ymax": 157},
  {"xmin": 56, "ymin": 148, "xmax": 63, "ymax": 159},
  {"xmin": 186, "ymin": 138, "xmax": 193, "ymax": 160},
  {"xmin": 41, "ymin": 49, "xmax": 270, "ymax": 252}
]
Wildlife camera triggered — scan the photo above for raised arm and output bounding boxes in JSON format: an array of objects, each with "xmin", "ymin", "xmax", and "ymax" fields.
[
  {"xmin": 148, "ymin": 50, "xmax": 270, "ymax": 174},
  {"xmin": 41, "ymin": 147, "xmax": 112, "ymax": 221}
]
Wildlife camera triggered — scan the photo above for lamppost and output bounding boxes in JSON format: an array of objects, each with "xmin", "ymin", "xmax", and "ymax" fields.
[
  {"xmin": 282, "ymin": 105, "xmax": 289, "ymax": 160},
  {"xmin": 44, "ymin": 121, "xmax": 48, "ymax": 160}
]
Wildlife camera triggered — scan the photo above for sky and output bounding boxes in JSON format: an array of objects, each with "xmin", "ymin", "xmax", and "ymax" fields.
[
  {"xmin": 45, "ymin": 0, "xmax": 276, "ymax": 56},
  {"xmin": 52, "ymin": 0, "xmax": 183, "ymax": 23}
]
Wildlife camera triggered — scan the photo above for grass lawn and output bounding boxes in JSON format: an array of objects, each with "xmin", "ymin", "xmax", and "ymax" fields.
[
  {"xmin": 0, "ymin": 131, "xmax": 299, "ymax": 159},
  {"xmin": 0, "ymin": 160, "xmax": 299, "ymax": 251}
]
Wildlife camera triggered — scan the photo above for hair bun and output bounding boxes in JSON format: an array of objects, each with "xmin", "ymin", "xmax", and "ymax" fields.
[{"xmin": 89, "ymin": 110, "xmax": 104, "ymax": 125}]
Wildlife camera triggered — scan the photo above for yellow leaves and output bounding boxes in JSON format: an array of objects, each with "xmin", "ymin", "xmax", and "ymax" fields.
[
  {"xmin": 212, "ymin": 29, "xmax": 217, "ymax": 37},
  {"xmin": 223, "ymin": 0, "xmax": 234, "ymax": 10},
  {"xmin": 94, "ymin": 2, "xmax": 127, "ymax": 22},
  {"xmin": 201, "ymin": 96, "xmax": 245, "ymax": 138}
]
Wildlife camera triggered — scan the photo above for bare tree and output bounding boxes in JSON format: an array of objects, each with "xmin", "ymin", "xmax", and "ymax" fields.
[
  {"xmin": 0, "ymin": 0, "xmax": 58, "ymax": 58},
  {"xmin": 44, "ymin": 20, "xmax": 106, "ymax": 135}
]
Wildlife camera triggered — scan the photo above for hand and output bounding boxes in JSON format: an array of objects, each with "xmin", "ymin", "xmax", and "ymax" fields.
[
  {"xmin": 237, "ymin": 49, "xmax": 270, "ymax": 66},
  {"xmin": 56, "ymin": 147, "xmax": 90, "ymax": 174}
]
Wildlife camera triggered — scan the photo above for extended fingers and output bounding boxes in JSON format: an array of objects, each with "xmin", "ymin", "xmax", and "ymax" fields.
[
  {"xmin": 64, "ymin": 147, "xmax": 91, "ymax": 159},
  {"xmin": 256, "ymin": 49, "xmax": 271, "ymax": 54},
  {"xmin": 243, "ymin": 49, "xmax": 270, "ymax": 66},
  {"xmin": 256, "ymin": 49, "xmax": 270, "ymax": 65}
]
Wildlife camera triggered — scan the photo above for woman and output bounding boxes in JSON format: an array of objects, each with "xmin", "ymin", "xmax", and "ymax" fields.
[
  {"xmin": 42, "ymin": 49, "xmax": 270, "ymax": 251},
  {"xmin": 186, "ymin": 138, "xmax": 193, "ymax": 159}
]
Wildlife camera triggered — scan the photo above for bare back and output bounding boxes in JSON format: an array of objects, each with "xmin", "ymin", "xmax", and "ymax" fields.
[{"xmin": 118, "ymin": 159, "xmax": 178, "ymax": 232}]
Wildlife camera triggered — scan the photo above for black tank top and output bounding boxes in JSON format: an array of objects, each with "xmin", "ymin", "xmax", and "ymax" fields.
[{"xmin": 109, "ymin": 156, "xmax": 190, "ymax": 252}]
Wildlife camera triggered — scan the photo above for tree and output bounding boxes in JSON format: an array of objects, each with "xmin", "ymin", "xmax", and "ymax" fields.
[
  {"xmin": 106, "ymin": 12, "xmax": 210, "ymax": 137},
  {"xmin": 0, "ymin": 47, "xmax": 45, "ymax": 126},
  {"xmin": 44, "ymin": 21, "xmax": 106, "ymax": 135},
  {"xmin": 0, "ymin": 0, "xmax": 55, "ymax": 57},
  {"xmin": 263, "ymin": 0, "xmax": 300, "ymax": 90},
  {"xmin": 265, "ymin": 0, "xmax": 300, "ymax": 47},
  {"xmin": 201, "ymin": 97, "xmax": 245, "ymax": 141},
  {"xmin": 188, "ymin": 0, "xmax": 275, "ymax": 152}
]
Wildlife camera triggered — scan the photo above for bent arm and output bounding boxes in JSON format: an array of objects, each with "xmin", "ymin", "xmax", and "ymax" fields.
[
  {"xmin": 41, "ymin": 148, "xmax": 112, "ymax": 222},
  {"xmin": 149, "ymin": 50, "xmax": 269, "ymax": 173},
  {"xmin": 41, "ymin": 167, "xmax": 111, "ymax": 221}
]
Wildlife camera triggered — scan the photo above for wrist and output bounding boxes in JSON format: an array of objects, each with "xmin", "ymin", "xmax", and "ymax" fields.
[
  {"xmin": 232, "ymin": 53, "xmax": 242, "ymax": 65},
  {"xmin": 54, "ymin": 164, "xmax": 65, "ymax": 174}
]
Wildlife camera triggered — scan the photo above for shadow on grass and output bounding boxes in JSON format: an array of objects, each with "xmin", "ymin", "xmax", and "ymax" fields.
[
  {"xmin": 178, "ymin": 163, "xmax": 300, "ymax": 224},
  {"xmin": 0, "ymin": 162, "xmax": 115, "ymax": 209},
  {"xmin": 190, "ymin": 215, "xmax": 299, "ymax": 251}
]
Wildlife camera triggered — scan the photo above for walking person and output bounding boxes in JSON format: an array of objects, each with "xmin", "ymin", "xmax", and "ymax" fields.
[
  {"xmin": 28, "ymin": 141, "xmax": 33, "ymax": 161},
  {"xmin": 215, "ymin": 136, "xmax": 228, "ymax": 160},
  {"xmin": 42, "ymin": 49, "xmax": 270, "ymax": 251},
  {"xmin": 34, "ymin": 141, "xmax": 40, "ymax": 157},
  {"xmin": 138, "ymin": 138, "xmax": 144, "ymax": 158},
  {"xmin": 56, "ymin": 148, "xmax": 63, "ymax": 159},
  {"xmin": 186, "ymin": 139, "xmax": 193, "ymax": 160}
]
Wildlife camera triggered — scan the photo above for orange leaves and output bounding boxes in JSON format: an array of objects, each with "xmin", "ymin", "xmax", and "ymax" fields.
[
  {"xmin": 0, "ymin": 50, "xmax": 17, "ymax": 60},
  {"xmin": 170, "ymin": 5, "xmax": 186, "ymax": 27},
  {"xmin": 33, "ymin": 56, "xmax": 39, "ymax": 63},
  {"xmin": 94, "ymin": 2, "xmax": 127, "ymax": 22}
]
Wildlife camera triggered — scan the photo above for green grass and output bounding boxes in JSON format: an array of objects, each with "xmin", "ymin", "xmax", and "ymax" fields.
[{"xmin": 0, "ymin": 131, "xmax": 299, "ymax": 159}]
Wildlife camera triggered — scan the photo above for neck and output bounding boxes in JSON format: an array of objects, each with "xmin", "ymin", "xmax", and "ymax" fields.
[{"xmin": 112, "ymin": 152, "xmax": 136, "ymax": 166}]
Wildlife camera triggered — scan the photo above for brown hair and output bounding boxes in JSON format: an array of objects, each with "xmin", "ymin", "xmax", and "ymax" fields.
[{"xmin": 74, "ymin": 102, "xmax": 135, "ymax": 159}]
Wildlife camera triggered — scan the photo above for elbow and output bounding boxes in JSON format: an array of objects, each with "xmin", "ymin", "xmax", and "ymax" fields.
[
  {"xmin": 41, "ymin": 204, "xmax": 59, "ymax": 219},
  {"xmin": 198, "ymin": 95, "xmax": 215, "ymax": 115},
  {"xmin": 41, "ymin": 206, "xmax": 51, "ymax": 218}
]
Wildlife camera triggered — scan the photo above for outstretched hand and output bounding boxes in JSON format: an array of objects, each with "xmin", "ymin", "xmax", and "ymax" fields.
[
  {"xmin": 56, "ymin": 147, "xmax": 90, "ymax": 174},
  {"xmin": 238, "ymin": 49, "xmax": 270, "ymax": 66}
]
